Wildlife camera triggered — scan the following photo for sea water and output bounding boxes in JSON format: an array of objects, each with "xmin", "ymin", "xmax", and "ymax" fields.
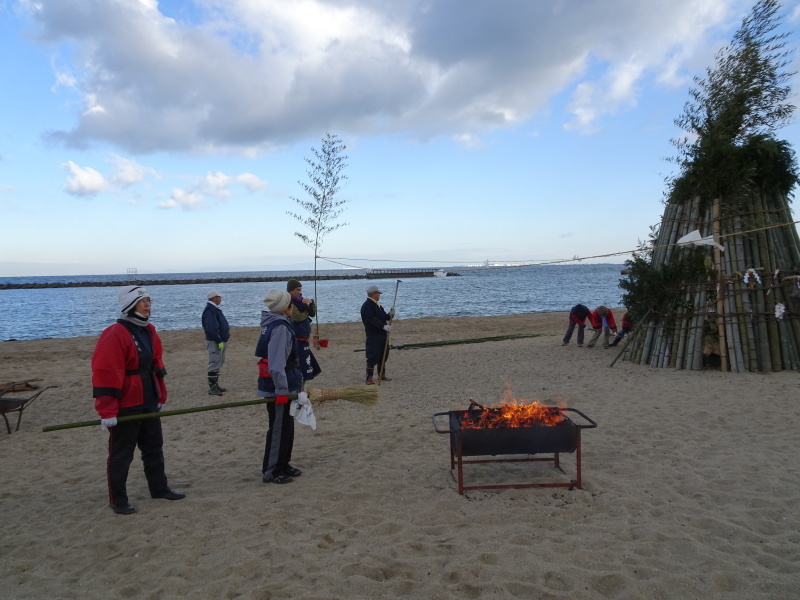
[{"xmin": 0, "ymin": 264, "xmax": 627, "ymax": 341}]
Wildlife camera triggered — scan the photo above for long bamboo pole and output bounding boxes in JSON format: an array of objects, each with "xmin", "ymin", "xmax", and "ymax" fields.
[
  {"xmin": 609, "ymin": 310, "xmax": 652, "ymax": 368},
  {"xmin": 712, "ymin": 198, "xmax": 728, "ymax": 371},
  {"xmin": 43, "ymin": 397, "xmax": 285, "ymax": 432}
]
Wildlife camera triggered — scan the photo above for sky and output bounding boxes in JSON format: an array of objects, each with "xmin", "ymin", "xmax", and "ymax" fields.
[{"xmin": 1, "ymin": 0, "xmax": 799, "ymax": 277}]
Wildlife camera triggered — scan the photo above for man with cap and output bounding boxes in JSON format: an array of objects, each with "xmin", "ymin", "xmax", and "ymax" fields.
[
  {"xmin": 287, "ymin": 279, "xmax": 322, "ymax": 381},
  {"xmin": 202, "ymin": 289, "xmax": 230, "ymax": 395},
  {"xmin": 360, "ymin": 285, "xmax": 395, "ymax": 384},
  {"xmin": 92, "ymin": 285, "xmax": 186, "ymax": 514},
  {"xmin": 255, "ymin": 289, "xmax": 304, "ymax": 484}
]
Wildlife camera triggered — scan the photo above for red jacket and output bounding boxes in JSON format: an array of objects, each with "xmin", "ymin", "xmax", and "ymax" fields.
[
  {"xmin": 92, "ymin": 322, "xmax": 167, "ymax": 418},
  {"xmin": 589, "ymin": 308, "xmax": 617, "ymax": 331},
  {"xmin": 622, "ymin": 312, "xmax": 633, "ymax": 331}
]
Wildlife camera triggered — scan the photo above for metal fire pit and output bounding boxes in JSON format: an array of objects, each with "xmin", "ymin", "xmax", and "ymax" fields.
[{"xmin": 432, "ymin": 405, "xmax": 597, "ymax": 494}]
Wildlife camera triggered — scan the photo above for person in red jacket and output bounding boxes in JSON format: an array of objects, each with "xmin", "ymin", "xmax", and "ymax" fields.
[
  {"xmin": 609, "ymin": 312, "xmax": 634, "ymax": 347},
  {"xmin": 587, "ymin": 305, "xmax": 617, "ymax": 349},
  {"xmin": 92, "ymin": 286, "xmax": 185, "ymax": 515}
]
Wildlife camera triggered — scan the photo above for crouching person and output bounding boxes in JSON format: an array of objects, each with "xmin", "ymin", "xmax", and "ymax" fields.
[
  {"xmin": 256, "ymin": 289, "xmax": 304, "ymax": 485},
  {"xmin": 92, "ymin": 286, "xmax": 185, "ymax": 515},
  {"xmin": 587, "ymin": 305, "xmax": 617, "ymax": 349},
  {"xmin": 609, "ymin": 312, "xmax": 634, "ymax": 347}
]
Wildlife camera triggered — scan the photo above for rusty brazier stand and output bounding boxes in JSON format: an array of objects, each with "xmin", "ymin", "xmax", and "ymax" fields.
[{"xmin": 432, "ymin": 407, "xmax": 597, "ymax": 494}]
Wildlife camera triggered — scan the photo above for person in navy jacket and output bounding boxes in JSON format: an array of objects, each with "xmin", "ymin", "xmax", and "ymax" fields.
[
  {"xmin": 202, "ymin": 289, "xmax": 230, "ymax": 395},
  {"xmin": 360, "ymin": 285, "xmax": 395, "ymax": 384}
]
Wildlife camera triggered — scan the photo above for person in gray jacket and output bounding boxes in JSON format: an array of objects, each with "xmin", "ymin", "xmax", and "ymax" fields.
[
  {"xmin": 255, "ymin": 289, "xmax": 303, "ymax": 484},
  {"xmin": 202, "ymin": 290, "xmax": 230, "ymax": 395}
]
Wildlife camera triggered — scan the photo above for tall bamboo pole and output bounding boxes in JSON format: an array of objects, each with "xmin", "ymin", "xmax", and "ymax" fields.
[{"xmin": 712, "ymin": 198, "xmax": 728, "ymax": 371}]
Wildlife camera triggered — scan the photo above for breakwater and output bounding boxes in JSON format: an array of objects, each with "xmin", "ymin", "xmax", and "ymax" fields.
[{"xmin": 0, "ymin": 274, "xmax": 366, "ymax": 290}]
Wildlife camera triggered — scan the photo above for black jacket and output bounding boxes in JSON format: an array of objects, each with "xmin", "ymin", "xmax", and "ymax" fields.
[{"xmin": 361, "ymin": 298, "xmax": 390, "ymax": 339}]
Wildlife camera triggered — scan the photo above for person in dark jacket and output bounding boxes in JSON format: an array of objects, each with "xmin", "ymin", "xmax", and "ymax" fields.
[
  {"xmin": 256, "ymin": 289, "xmax": 304, "ymax": 485},
  {"xmin": 562, "ymin": 303, "xmax": 591, "ymax": 346},
  {"xmin": 360, "ymin": 285, "xmax": 395, "ymax": 384},
  {"xmin": 202, "ymin": 289, "xmax": 230, "ymax": 396},
  {"xmin": 287, "ymin": 279, "xmax": 321, "ymax": 381},
  {"xmin": 92, "ymin": 286, "xmax": 185, "ymax": 515}
]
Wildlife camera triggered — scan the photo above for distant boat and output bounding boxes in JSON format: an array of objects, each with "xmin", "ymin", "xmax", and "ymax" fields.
[{"xmin": 433, "ymin": 269, "xmax": 447, "ymax": 278}]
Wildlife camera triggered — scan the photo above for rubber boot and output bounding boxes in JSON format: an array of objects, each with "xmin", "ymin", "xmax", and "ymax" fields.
[
  {"xmin": 208, "ymin": 373, "xmax": 224, "ymax": 396},
  {"xmin": 365, "ymin": 367, "xmax": 375, "ymax": 385},
  {"xmin": 216, "ymin": 376, "xmax": 227, "ymax": 393}
]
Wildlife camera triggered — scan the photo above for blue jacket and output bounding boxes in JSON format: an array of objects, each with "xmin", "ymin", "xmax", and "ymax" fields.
[
  {"xmin": 361, "ymin": 298, "xmax": 390, "ymax": 340},
  {"xmin": 202, "ymin": 302, "xmax": 230, "ymax": 343}
]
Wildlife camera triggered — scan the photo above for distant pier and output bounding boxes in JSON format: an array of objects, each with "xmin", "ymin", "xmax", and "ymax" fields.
[
  {"xmin": 0, "ymin": 274, "xmax": 367, "ymax": 291},
  {"xmin": 366, "ymin": 268, "xmax": 460, "ymax": 279}
]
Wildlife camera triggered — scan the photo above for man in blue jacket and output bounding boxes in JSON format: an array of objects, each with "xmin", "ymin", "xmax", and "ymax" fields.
[
  {"xmin": 360, "ymin": 285, "xmax": 395, "ymax": 384},
  {"xmin": 202, "ymin": 289, "xmax": 230, "ymax": 395}
]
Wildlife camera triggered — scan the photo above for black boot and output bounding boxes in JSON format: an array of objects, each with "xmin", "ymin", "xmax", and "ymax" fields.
[
  {"xmin": 208, "ymin": 373, "xmax": 224, "ymax": 396},
  {"xmin": 365, "ymin": 367, "xmax": 375, "ymax": 385},
  {"xmin": 216, "ymin": 376, "xmax": 227, "ymax": 393}
]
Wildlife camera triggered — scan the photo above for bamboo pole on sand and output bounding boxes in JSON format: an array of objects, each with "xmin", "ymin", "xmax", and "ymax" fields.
[{"xmin": 43, "ymin": 386, "xmax": 378, "ymax": 432}]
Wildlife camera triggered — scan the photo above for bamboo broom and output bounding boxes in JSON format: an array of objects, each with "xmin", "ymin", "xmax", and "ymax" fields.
[{"xmin": 42, "ymin": 386, "xmax": 378, "ymax": 432}]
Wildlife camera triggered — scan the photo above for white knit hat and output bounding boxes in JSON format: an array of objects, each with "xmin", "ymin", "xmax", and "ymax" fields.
[
  {"xmin": 207, "ymin": 289, "xmax": 222, "ymax": 300},
  {"xmin": 118, "ymin": 285, "xmax": 150, "ymax": 314},
  {"xmin": 263, "ymin": 289, "xmax": 291, "ymax": 313}
]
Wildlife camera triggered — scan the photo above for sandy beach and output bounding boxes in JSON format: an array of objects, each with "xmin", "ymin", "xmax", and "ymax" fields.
[{"xmin": 1, "ymin": 312, "xmax": 798, "ymax": 599}]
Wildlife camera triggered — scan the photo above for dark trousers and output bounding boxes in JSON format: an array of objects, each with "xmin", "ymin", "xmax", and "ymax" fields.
[
  {"xmin": 262, "ymin": 402, "xmax": 295, "ymax": 476},
  {"xmin": 107, "ymin": 416, "xmax": 169, "ymax": 506},
  {"xmin": 365, "ymin": 335, "xmax": 389, "ymax": 371},
  {"xmin": 563, "ymin": 322, "xmax": 585, "ymax": 344}
]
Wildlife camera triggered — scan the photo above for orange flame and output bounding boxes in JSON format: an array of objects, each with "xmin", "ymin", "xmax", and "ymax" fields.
[
  {"xmin": 460, "ymin": 401, "xmax": 565, "ymax": 429},
  {"xmin": 460, "ymin": 387, "xmax": 567, "ymax": 429}
]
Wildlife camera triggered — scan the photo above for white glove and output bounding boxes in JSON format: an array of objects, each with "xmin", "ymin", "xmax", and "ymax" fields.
[
  {"xmin": 155, "ymin": 403, "xmax": 163, "ymax": 412},
  {"xmin": 100, "ymin": 417, "xmax": 117, "ymax": 431},
  {"xmin": 383, "ymin": 325, "xmax": 392, "ymax": 332},
  {"xmin": 289, "ymin": 392, "xmax": 316, "ymax": 430},
  {"xmin": 389, "ymin": 308, "xmax": 396, "ymax": 318}
]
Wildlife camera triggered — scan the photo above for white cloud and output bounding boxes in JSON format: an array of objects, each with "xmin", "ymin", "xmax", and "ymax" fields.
[
  {"xmin": 24, "ymin": 0, "xmax": 759, "ymax": 152},
  {"xmin": 197, "ymin": 172, "xmax": 233, "ymax": 199},
  {"xmin": 64, "ymin": 161, "xmax": 109, "ymax": 196},
  {"xmin": 164, "ymin": 171, "xmax": 268, "ymax": 207},
  {"xmin": 235, "ymin": 172, "xmax": 267, "ymax": 192},
  {"xmin": 565, "ymin": 58, "xmax": 644, "ymax": 133},
  {"xmin": 109, "ymin": 154, "xmax": 159, "ymax": 186},
  {"xmin": 159, "ymin": 189, "xmax": 205, "ymax": 210}
]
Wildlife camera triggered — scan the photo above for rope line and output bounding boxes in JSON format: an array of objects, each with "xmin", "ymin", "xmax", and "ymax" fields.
[{"xmin": 318, "ymin": 219, "xmax": 800, "ymax": 271}]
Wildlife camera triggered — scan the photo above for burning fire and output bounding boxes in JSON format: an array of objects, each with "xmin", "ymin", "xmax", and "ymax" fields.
[{"xmin": 460, "ymin": 390, "xmax": 567, "ymax": 429}]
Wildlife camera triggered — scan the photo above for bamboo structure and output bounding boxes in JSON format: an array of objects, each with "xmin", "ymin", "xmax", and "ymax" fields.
[{"xmin": 622, "ymin": 191, "xmax": 800, "ymax": 372}]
